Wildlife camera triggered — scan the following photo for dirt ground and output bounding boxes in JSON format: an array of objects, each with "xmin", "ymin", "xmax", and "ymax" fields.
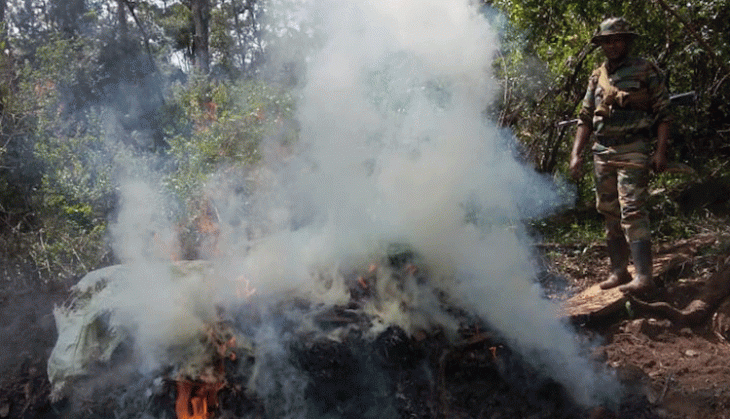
[
  {"xmin": 546, "ymin": 232, "xmax": 730, "ymax": 419},
  {"xmin": 3, "ymin": 232, "xmax": 730, "ymax": 419},
  {"xmin": 0, "ymin": 277, "xmax": 65, "ymax": 419}
]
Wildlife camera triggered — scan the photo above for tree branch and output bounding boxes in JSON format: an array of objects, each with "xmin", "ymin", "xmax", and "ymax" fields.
[
  {"xmin": 651, "ymin": 0, "xmax": 730, "ymax": 75},
  {"xmin": 123, "ymin": 0, "xmax": 152, "ymax": 57}
]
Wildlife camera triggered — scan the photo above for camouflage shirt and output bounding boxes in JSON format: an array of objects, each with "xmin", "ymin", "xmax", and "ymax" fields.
[{"xmin": 578, "ymin": 56, "xmax": 672, "ymax": 138}]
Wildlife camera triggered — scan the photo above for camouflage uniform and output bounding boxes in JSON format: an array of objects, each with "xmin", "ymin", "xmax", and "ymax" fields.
[{"xmin": 577, "ymin": 57, "xmax": 672, "ymax": 242}]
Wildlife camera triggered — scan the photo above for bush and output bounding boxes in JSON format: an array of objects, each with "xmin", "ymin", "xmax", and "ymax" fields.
[{"xmin": 1, "ymin": 30, "xmax": 296, "ymax": 282}]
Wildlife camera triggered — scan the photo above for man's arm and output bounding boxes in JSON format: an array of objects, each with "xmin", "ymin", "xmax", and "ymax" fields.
[
  {"xmin": 569, "ymin": 124, "xmax": 592, "ymax": 180},
  {"xmin": 646, "ymin": 59, "xmax": 672, "ymax": 173},
  {"xmin": 652, "ymin": 121, "xmax": 669, "ymax": 172}
]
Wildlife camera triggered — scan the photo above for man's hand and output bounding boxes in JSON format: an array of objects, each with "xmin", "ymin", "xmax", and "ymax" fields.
[
  {"xmin": 569, "ymin": 153, "xmax": 584, "ymax": 180},
  {"xmin": 570, "ymin": 124, "xmax": 592, "ymax": 181},
  {"xmin": 653, "ymin": 121, "xmax": 670, "ymax": 173},
  {"xmin": 651, "ymin": 150, "xmax": 668, "ymax": 173}
]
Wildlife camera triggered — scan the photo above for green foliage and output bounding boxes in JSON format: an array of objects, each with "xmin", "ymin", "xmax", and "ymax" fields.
[
  {"xmin": 158, "ymin": 2, "xmax": 193, "ymax": 52},
  {"xmin": 485, "ymin": 0, "xmax": 730, "ymax": 174},
  {"xmin": 482, "ymin": 0, "xmax": 730, "ymax": 247},
  {"xmin": 529, "ymin": 209, "xmax": 605, "ymax": 245},
  {"xmin": 210, "ymin": 7, "xmax": 236, "ymax": 76},
  {"xmin": 0, "ymin": 14, "xmax": 294, "ymax": 283},
  {"xmin": 2, "ymin": 36, "xmax": 114, "ymax": 281},
  {"xmin": 30, "ymin": 213, "xmax": 109, "ymax": 280},
  {"xmin": 26, "ymin": 73, "xmax": 294, "ymax": 281},
  {"xmin": 2, "ymin": 0, "xmax": 729, "ymax": 286},
  {"xmin": 0, "ymin": 49, "xmax": 12, "ymax": 174},
  {"xmin": 648, "ymin": 167, "xmax": 730, "ymax": 240},
  {"xmin": 163, "ymin": 75, "xmax": 295, "ymax": 205},
  {"xmin": 148, "ymin": 0, "xmax": 263, "ymax": 77}
]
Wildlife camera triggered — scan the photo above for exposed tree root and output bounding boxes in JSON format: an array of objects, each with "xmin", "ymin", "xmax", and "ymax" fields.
[{"xmin": 629, "ymin": 261, "xmax": 730, "ymax": 327}]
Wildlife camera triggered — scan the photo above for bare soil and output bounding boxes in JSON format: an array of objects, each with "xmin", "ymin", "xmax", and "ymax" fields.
[{"xmin": 547, "ymin": 232, "xmax": 730, "ymax": 419}]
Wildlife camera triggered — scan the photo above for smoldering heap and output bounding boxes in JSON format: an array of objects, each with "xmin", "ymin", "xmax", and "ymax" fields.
[
  {"xmin": 47, "ymin": 0, "xmax": 624, "ymax": 418},
  {"xmin": 48, "ymin": 248, "xmax": 600, "ymax": 419}
]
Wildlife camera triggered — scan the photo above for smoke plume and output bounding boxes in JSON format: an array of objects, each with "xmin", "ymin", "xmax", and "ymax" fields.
[
  {"xmin": 239, "ymin": 0, "xmax": 616, "ymax": 407},
  {"xmin": 104, "ymin": 0, "xmax": 620, "ymax": 412}
]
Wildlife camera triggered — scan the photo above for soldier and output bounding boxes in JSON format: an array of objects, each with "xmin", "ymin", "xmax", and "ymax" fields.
[{"xmin": 569, "ymin": 17, "xmax": 672, "ymax": 294}]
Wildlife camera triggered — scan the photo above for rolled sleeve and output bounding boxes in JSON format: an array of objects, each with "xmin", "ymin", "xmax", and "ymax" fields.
[
  {"xmin": 645, "ymin": 64, "xmax": 673, "ymax": 124},
  {"xmin": 577, "ymin": 75, "xmax": 598, "ymax": 129}
]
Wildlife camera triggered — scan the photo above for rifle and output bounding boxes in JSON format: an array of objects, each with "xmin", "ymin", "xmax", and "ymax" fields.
[
  {"xmin": 556, "ymin": 91, "xmax": 697, "ymax": 128},
  {"xmin": 601, "ymin": 160, "xmax": 696, "ymax": 175}
]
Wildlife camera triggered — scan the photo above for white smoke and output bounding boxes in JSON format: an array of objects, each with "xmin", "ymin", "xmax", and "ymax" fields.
[
  {"xmin": 214, "ymin": 0, "xmax": 617, "ymax": 407},
  {"xmin": 103, "ymin": 0, "xmax": 619, "ymax": 410},
  {"xmin": 106, "ymin": 181, "xmax": 218, "ymax": 373}
]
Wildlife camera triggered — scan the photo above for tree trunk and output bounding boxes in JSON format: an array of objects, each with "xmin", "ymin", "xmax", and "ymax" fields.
[
  {"xmin": 191, "ymin": 0, "xmax": 210, "ymax": 73},
  {"xmin": 117, "ymin": 0, "xmax": 128, "ymax": 38},
  {"xmin": 0, "ymin": 0, "xmax": 7, "ymax": 117},
  {"xmin": 52, "ymin": 0, "xmax": 86, "ymax": 36}
]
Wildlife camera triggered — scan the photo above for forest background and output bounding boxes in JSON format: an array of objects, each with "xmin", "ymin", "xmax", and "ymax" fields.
[{"xmin": 0, "ymin": 0, "xmax": 728, "ymax": 287}]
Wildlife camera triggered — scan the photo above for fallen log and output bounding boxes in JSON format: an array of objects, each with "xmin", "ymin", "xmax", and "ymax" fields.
[{"xmin": 563, "ymin": 283, "xmax": 627, "ymax": 319}]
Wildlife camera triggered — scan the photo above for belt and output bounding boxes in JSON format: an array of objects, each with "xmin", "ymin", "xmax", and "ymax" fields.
[{"xmin": 595, "ymin": 130, "xmax": 651, "ymax": 147}]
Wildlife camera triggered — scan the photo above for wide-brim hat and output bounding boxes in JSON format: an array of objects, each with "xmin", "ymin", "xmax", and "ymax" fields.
[{"xmin": 591, "ymin": 17, "xmax": 639, "ymax": 44}]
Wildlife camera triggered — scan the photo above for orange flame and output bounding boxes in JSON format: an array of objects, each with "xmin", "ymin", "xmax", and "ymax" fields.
[{"xmin": 175, "ymin": 380, "xmax": 224, "ymax": 419}]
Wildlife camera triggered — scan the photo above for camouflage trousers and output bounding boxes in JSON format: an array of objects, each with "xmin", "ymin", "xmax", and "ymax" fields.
[{"xmin": 592, "ymin": 140, "xmax": 651, "ymax": 242}]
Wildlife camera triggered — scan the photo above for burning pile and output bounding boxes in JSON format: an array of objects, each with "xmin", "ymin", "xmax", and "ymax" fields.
[
  {"xmin": 44, "ymin": 1, "xmax": 628, "ymax": 418},
  {"xmin": 46, "ymin": 261, "xmax": 246, "ymax": 415},
  {"xmin": 46, "ymin": 247, "xmax": 618, "ymax": 419},
  {"xmin": 173, "ymin": 321, "xmax": 235, "ymax": 419}
]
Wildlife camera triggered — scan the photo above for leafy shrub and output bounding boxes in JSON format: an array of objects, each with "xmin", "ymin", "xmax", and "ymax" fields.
[
  {"xmin": 163, "ymin": 75, "xmax": 295, "ymax": 207},
  {"xmin": 1, "ymin": 28, "xmax": 296, "ymax": 283}
]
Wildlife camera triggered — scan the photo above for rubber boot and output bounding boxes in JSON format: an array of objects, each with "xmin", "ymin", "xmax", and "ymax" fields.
[
  {"xmin": 598, "ymin": 236, "xmax": 632, "ymax": 290},
  {"xmin": 619, "ymin": 240, "xmax": 655, "ymax": 294}
]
